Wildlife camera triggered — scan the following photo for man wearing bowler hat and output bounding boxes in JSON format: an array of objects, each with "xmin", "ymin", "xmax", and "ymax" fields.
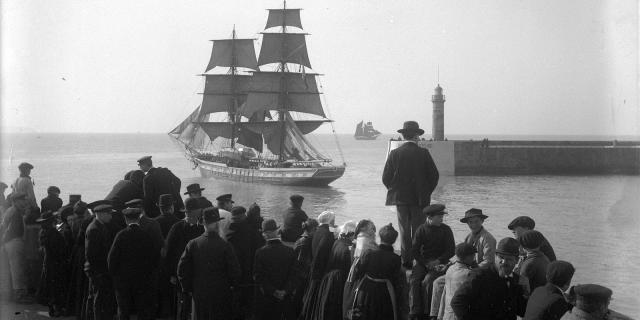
[
  {"xmin": 409, "ymin": 204, "xmax": 455, "ymax": 320},
  {"xmin": 137, "ymin": 155, "xmax": 184, "ymax": 218},
  {"xmin": 178, "ymin": 207, "xmax": 240, "ymax": 320},
  {"xmin": 154, "ymin": 194, "xmax": 181, "ymax": 239},
  {"xmin": 184, "ymin": 183, "xmax": 213, "ymax": 210},
  {"xmin": 383, "ymin": 121, "xmax": 439, "ymax": 269},
  {"xmin": 451, "ymin": 237, "xmax": 528, "ymax": 320}
]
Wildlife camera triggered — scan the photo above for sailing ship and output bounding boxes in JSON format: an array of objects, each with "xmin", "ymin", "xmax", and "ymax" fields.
[
  {"xmin": 354, "ymin": 121, "xmax": 381, "ymax": 140},
  {"xmin": 169, "ymin": 3, "xmax": 345, "ymax": 186}
]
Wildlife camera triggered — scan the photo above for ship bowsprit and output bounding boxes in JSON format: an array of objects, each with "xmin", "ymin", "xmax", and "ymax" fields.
[{"xmin": 196, "ymin": 158, "xmax": 345, "ymax": 186}]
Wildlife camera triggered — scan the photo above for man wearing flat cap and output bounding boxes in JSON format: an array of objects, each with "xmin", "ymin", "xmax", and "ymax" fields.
[
  {"xmin": 108, "ymin": 207, "xmax": 160, "ymax": 319},
  {"xmin": 137, "ymin": 155, "xmax": 184, "ymax": 218},
  {"xmin": 409, "ymin": 204, "xmax": 455, "ymax": 320},
  {"xmin": 518, "ymin": 230, "xmax": 550, "ymax": 291},
  {"xmin": 178, "ymin": 207, "xmax": 241, "ymax": 320},
  {"xmin": 451, "ymin": 237, "xmax": 528, "ymax": 320},
  {"xmin": 508, "ymin": 216, "xmax": 556, "ymax": 262},
  {"xmin": 383, "ymin": 121, "xmax": 439, "ymax": 269},
  {"xmin": 280, "ymin": 194, "xmax": 309, "ymax": 243},
  {"xmin": 84, "ymin": 202, "xmax": 117, "ymax": 320},
  {"xmin": 216, "ymin": 193, "xmax": 236, "ymax": 239}
]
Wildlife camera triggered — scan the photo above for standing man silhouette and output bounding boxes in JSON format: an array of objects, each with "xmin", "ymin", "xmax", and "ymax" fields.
[{"xmin": 383, "ymin": 121, "xmax": 439, "ymax": 269}]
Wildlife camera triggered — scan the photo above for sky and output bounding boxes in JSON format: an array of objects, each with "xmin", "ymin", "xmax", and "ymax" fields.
[{"xmin": 1, "ymin": 0, "xmax": 638, "ymax": 136}]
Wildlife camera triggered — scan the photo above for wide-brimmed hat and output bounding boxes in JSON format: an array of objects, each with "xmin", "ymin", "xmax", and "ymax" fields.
[
  {"xmin": 495, "ymin": 237, "xmax": 520, "ymax": 257},
  {"xmin": 460, "ymin": 208, "xmax": 488, "ymax": 223},
  {"xmin": 184, "ymin": 183, "xmax": 205, "ymax": 195},
  {"xmin": 396, "ymin": 121, "xmax": 424, "ymax": 136},
  {"xmin": 36, "ymin": 210, "xmax": 57, "ymax": 223}
]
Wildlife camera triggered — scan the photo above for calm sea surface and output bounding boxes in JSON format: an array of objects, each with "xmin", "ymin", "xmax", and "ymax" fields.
[{"xmin": 1, "ymin": 133, "xmax": 639, "ymax": 314}]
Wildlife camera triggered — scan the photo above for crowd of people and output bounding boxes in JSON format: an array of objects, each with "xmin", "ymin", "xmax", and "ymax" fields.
[{"xmin": 0, "ymin": 121, "xmax": 635, "ymax": 320}]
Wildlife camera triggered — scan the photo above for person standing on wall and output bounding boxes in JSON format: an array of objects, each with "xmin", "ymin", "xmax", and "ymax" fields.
[{"xmin": 383, "ymin": 121, "xmax": 439, "ymax": 269}]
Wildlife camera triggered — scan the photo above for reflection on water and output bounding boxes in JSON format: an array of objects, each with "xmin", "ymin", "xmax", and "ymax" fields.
[{"xmin": 1, "ymin": 133, "xmax": 639, "ymax": 314}]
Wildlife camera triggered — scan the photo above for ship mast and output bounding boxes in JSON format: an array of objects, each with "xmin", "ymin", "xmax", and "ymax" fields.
[
  {"xmin": 277, "ymin": 0, "xmax": 288, "ymax": 162},
  {"xmin": 230, "ymin": 26, "xmax": 238, "ymax": 148}
]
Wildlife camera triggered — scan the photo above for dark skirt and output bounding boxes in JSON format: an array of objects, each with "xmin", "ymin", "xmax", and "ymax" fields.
[
  {"xmin": 310, "ymin": 269, "xmax": 348, "ymax": 320},
  {"xmin": 299, "ymin": 279, "xmax": 320, "ymax": 320},
  {"xmin": 350, "ymin": 275, "xmax": 397, "ymax": 320}
]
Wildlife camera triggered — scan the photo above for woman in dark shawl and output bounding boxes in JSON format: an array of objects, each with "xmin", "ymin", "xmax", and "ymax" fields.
[
  {"xmin": 348, "ymin": 223, "xmax": 403, "ymax": 320},
  {"xmin": 309, "ymin": 221, "xmax": 356, "ymax": 320}
]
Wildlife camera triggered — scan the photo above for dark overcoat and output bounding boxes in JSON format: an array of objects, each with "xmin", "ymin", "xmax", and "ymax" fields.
[
  {"xmin": 309, "ymin": 225, "xmax": 335, "ymax": 280},
  {"xmin": 84, "ymin": 218, "xmax": 114, "ymax": 278},
  {"xmin": 524, "ymin": 283, "xmax": 570, "ymax": 320},
  {"xmin": 382, "ymin": 141, "xmax": 439, "ymax": 206},
  {"xmin": 177, "ymin": 231, "xmax": 241, "ymax": 320},
  {"xmin": 227, "ymin": 217, "xmax": 261, "ymax": 285},
  {"xmin": 107, "ymin": 224, "xmax": 160, "ymax": 284},
  {"xmin": 520, "ymin": 251, "xmax": 550, "ymax": 291},
  {"xmin": 40, "ymin": 196, "xmax": 63, "ymax": 213},
  {"xmin": 38, "ymin": 225, "xmax": 68, "ymax": 306},
  {"xmin": 142, "ymin": 167, "xmax": 183, "ymax": 218},
  {"xmin": 254, "ymin": 239, "xmax": 298, "ymax": 320},
  {"xmin": 155, "ymin": 213, "xmax": 181, "ymax": 239},
  {"xmin": 104, "ymin": 180, "xmax": 143, "ymax": 209},
  {"xmin": 165, "ymin": 220, "xmax": 205, "ymax": 278},
  {"xmin": 450, "ymin": 266, "xmax": 528, "ymax": 320}
]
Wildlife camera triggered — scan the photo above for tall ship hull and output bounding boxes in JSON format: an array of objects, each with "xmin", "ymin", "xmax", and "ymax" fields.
[
  {"xmin": 354, "ymin": 135, "xmax": 380, "ymax": 140},
  {"xmin": 196, "ymin": 158, "xmax": 345, "ymax": 186},
  {"xmin": 169, "ymin": 2, "xmax": 345, "ymax": 186}
]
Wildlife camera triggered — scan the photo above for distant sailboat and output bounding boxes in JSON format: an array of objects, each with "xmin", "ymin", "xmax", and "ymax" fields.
[
  {"xmin": 169, "ymin": 1, "xmax": 345, "ymax": 186},
  {"xmin": 354, "ymin": 121, "xmax": 381, "ymax": 140}
]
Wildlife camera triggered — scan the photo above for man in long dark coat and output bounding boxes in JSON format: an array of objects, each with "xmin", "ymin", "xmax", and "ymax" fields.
[
  {"xmin": 254, "ymin": 219, "xmax": 298, "ymax": 320},
  {"xmin": 84, "ymin": 202, "xmax": 118, "ymax": 320},
  {"xmin": 65, "ymin": 201, "xmax": 93, "ymax": 318},
  {"xmin": 154, "ymin": 194, "xmax": 181, "ymax": 317},
  {"xmin": 226, "ymin": 206, "xmax": 263, "ymax": 319},
  {"xmin": 108, "ymin": 207, "xmax": 160, "ymax": 319},
  {"xmin": 178, "ymin": 207, "xmax": 241, "ymax": 320},
  {"xmin": 450, "ymin": 237, "xmax": 528, "ymax": 320},
  {"xmin": 280, "ymin": 194, "xmax": 308, "ymax": 243},
  {"xmin": 137, "ymin": 156, "xmax": 183, "ymax": 218},
  {"xmin": 166, "ymin": 198, "xmax": 205, "ymax": 320},
  {"xmin": 382, "ymin": 121, "xmax": 439, "ymax": 269}
]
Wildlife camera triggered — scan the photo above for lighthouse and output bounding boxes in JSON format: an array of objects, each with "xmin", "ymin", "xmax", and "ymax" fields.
[{"xmin": 431, "ymin": 84, "xmax": 445, "ymax": 141}]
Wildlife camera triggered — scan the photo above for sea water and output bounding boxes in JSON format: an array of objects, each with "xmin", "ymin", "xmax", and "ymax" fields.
[{"xmin": 1, "ymin": 132, "xmax": 639, "ymax": 314}]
